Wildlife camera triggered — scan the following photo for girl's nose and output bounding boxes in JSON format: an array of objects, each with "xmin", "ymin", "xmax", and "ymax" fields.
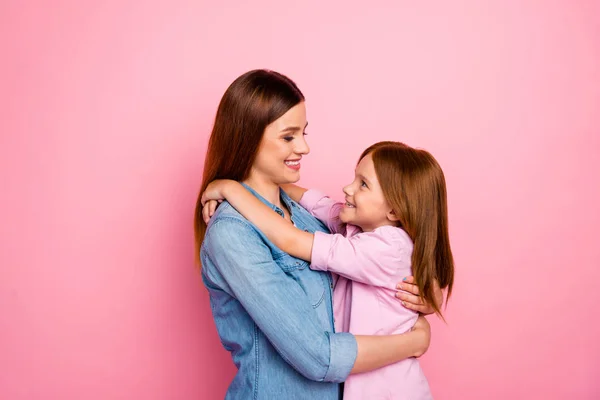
[{"xmin": 343, "ymin": 184, "xmax": 353, "ymax": 196}]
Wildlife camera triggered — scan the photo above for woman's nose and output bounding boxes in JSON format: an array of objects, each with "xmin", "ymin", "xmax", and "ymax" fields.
[{"xmin": 295, "ymin": 136, "xmax": 310, "ymax": 155}]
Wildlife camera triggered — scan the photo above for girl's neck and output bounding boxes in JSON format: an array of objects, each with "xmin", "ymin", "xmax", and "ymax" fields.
[
  {"xmin": 358, "ymin": 220, "xmax": 399, "ymax": 233},
  {"xmin": 242, "ymin": 176, "xmax": 283, "ymax": 209}
]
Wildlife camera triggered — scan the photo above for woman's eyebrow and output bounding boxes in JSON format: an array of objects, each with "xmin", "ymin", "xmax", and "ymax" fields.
[{"xmin": 280, "ymin": 122, "xmax": 308, "ymax": 133}]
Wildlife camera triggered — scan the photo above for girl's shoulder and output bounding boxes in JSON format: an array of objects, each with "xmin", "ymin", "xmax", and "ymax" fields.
[{"xmin": 368, "ymin": 225, "xmax": 413, "ymax": 246}]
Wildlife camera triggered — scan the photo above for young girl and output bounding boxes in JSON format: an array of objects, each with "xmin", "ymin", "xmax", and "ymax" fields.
[{"xmin": 201, "ymin": 141, "xmax": 455, "ymax": 400}]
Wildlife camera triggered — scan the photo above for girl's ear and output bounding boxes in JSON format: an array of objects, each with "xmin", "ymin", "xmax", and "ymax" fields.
[{"xmin": 386, "ymin": 209, "xmax": 400, "ymax": 222}]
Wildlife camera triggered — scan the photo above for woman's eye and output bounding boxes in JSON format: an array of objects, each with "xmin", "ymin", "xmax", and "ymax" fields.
[
  {"xmin": 303, "ymin": 132, "xmax": 308, "ymax": 136},
  {"xmin": 283, "ymin": 136, "xmax": 294, "ymax": 142}
]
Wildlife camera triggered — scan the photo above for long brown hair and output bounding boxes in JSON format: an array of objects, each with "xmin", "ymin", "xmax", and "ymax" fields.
[
  {"xmin": 194, "ymin": 70, "xmax": 305, "ymax": 265},
  {"xmin": 359, "ymin": 141, "xmax": 455, "ymax": 317}
]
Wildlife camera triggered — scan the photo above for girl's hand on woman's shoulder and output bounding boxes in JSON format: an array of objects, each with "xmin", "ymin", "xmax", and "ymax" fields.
[
  {"xmin": 201, "ymin": 179, "xmax": 234, "ymax": 223},
  {"xmin": 201, "ymin": 179, "xmax": 234, "ymax": 206},
  {"xmin": 202, "ymin": 200, "xmax": 221, "ymax": 224}
]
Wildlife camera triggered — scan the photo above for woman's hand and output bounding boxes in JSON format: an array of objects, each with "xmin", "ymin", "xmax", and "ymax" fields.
[
  {"xmin": 395, "ymin": 276, "xmax": 443, "ymax": 315},
  {"xmin": 410, "ymin": 315, "xmax": 431, "ymax": 357},
  {"xmin": 200, "ymin": 179, "xmax": 233, "ymax": 224}
]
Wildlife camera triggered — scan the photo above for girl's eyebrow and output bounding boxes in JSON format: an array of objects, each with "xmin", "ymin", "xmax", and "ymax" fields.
[{"xmin": 356, "ymin": 172, "xmax": 372, "ymax": 186}]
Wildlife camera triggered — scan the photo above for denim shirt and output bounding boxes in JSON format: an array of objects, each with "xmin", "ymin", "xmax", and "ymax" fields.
[{"xmin": 200, "ymin": 184, "xmax": 357, "ymax": 400}]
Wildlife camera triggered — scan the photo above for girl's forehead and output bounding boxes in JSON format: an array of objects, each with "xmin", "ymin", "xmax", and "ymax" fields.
[{"xmin": 356, "ymin": 153, "xmax": 374, "ymax": 171}]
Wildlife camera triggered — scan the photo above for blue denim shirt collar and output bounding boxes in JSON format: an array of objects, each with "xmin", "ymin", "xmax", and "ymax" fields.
[{"xmin": 240, "ymin": 182, "xmax": 296, "ymax": 219}]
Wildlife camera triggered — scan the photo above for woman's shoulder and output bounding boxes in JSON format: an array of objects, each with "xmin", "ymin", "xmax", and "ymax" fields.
[{"xmin": 205, "ymin": 201, "xmax": 259, "ymax": 239}]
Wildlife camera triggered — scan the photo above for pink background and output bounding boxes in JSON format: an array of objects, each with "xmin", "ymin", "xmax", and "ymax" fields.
[{"xmin": 2, "ymin": 1, "xmax": 599, "ymax": 399}]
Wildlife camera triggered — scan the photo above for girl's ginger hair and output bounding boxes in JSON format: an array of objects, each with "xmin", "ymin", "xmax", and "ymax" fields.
[{"xmin": 360, "ymin": 141, "xmax": 454, "ymax": 317}]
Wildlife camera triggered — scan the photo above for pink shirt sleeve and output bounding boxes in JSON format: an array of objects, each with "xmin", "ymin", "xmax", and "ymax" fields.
[
  {"xmin": 299, "ymin": 189, "xmax": 346, "ymax": 234},
  {"xmin": 310, "ymin": 226, "xmax": 413, "ymax": 287}
]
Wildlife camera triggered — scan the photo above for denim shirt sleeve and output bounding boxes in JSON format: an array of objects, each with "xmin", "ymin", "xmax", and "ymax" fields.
[{"xmin": 203, "ymin": 216, "xmax": 357, "ymax": 382}]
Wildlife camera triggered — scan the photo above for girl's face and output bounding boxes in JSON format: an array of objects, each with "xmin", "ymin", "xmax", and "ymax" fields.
[
  {"xmin": 339, "ymin": 153, "xmax": 397, "ymax": 232},
  {"xmin": 249, "ymin": 102, "xmax": 310, "ymax": 187}
]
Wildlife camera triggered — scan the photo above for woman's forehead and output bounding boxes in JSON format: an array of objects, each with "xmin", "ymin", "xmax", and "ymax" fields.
[{"xmin": 268, "ymin": 102, "xmax": 307, "ymax": 131}]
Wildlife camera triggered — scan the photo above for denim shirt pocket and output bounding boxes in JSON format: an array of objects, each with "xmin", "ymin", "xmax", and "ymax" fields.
[{"xmin": 274, "ymin": 252, "xmax": 326, "ymax": 309}]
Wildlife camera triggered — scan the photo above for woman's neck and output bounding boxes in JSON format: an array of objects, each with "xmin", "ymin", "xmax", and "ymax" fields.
[{"xmin": 242, "ymin": 176, "xmax": 283, "ymax": 208}]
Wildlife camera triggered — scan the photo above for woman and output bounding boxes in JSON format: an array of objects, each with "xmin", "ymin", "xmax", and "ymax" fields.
[{"xmin": 194, "ymin": 69, "xmax": 441, "ymax": 399}]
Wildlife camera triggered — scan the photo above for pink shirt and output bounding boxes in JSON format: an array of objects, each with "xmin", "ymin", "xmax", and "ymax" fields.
[{"xmin": 301, "ymin": 190, "xmax": 433, "ymax": 400}]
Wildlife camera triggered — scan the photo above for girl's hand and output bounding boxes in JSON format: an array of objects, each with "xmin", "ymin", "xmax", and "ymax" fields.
[
  {"xmin": 395, "ymin": 276, "xmax": 443, "ymax": 315},
  {"xmin": 410, "ymin": 315, "xmax": 431, "ymax": 357},
  {"xmin": 200, "ymin": 180, "xmax": 232, "ymax": 223},
  {"xmin": 202, "ymin": 200, "xmax": 220, "ymax": 224},
  {"xmin": 200, "ymin": 179, "xmax": 232, "ymax": 206}
]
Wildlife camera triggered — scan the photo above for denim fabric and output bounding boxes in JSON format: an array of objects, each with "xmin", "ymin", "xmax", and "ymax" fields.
[{"xmin": 201, "ymin": 184, "xmax": 357, "ymax": 399}]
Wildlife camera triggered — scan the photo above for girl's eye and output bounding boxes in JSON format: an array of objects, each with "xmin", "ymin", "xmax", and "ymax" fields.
[{"xmin": 361, "ymin": 181, "xmax": 368, "ymax": 188}]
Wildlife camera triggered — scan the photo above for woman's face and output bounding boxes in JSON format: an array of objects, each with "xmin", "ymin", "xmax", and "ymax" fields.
[{"xmin": 249, "ymin": 102, "xmax": 310, "ymax": 186}]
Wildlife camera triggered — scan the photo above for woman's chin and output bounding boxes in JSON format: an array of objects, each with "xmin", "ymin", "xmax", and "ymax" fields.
[{"xmin": 280, "ymin": 172, "xmax": 301, "ymax": 184}]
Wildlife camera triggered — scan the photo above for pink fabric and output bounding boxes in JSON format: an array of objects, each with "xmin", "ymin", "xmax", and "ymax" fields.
[{"xmin": 301, "ymin": 190, "xmax": 433, "ymax": 400}]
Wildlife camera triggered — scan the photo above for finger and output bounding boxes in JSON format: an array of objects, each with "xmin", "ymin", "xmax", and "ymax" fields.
[
  {"xmin": 403, "ymin": 300, "xmax": 430, "ymax": 313},
  {"xmin": 396, "ymin": 292, "xmax": 425, "ymax": 306},
  {"xmin": 396, "ymin": 282, "xmax": 420, "ymax": 296},
  {"xmin": 200, "ymin": 193, "xmax": 206, "ymax": 207},
  {"xmin": 202, "ymin": 203, "xmax": 211, "ymax": 224},
  {"xmin": 402, "ymin": 275, "xmax": 415, "ymax": 284},
  {"xmin": 209, "ymin": 200, "xmax": 217, "ymax": 217},
  {"xmin": 401, "ymin": 301, "xmax": 428, "ymax": 313}
]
